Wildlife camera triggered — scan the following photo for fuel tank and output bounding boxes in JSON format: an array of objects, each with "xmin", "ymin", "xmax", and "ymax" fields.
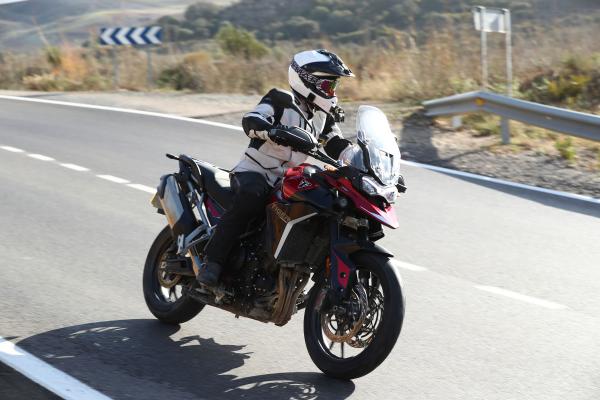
[{"xmin": 281, "ymin": 164, "xmax": 334, "ymax": 209}]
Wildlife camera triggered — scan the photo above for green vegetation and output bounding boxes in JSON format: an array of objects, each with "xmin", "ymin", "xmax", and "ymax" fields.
[
  {"xmin": 555, "ymin": 137, "xmax": 576, "ymax": 161},
  {"xmin": 463, "ymin": 114, "xmax": 501, "ymax": 137},
  {"xmin": 215, "ymin": 24, "xmax": 269, "ymax": 59},
  {"xmin": 519, "ymin": 56, "xmax": 600, "ymax": 110}
]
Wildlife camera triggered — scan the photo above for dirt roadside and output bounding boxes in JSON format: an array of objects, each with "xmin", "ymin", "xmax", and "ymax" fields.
[{"xmin": 2, "ymin": 90, "xmax": 598, "ymax": 199}]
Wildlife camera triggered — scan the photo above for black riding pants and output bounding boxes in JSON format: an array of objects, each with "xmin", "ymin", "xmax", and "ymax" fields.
[{"xmin": 204, "ymin": 171, "xmax": 272, "ymax": 266}]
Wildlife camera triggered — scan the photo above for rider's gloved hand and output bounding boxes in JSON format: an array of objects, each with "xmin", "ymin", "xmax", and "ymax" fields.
[{"xmin": 269, "ymin": 126, "xmax": 317, "ymax": 153}]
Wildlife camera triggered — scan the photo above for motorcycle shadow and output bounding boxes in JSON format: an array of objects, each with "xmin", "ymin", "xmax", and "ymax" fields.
[{"xmin": 16, "ymin": 319, "xmax": 355, "ymax": 400}]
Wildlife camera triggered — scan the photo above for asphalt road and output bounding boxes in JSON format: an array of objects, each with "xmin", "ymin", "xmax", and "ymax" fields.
[{"xmin": 0, "ymin": 98, "xmax": 599, "ymax": 400}]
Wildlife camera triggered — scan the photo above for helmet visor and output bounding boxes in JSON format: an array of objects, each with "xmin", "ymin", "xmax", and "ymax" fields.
[{"xmin": 317, "ymin": 78, "xmax": 339, "ymax": 98}]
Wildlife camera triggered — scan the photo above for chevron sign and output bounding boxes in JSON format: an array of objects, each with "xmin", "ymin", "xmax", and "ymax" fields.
[{"xmin": 99, "ymin": 26, "xmax": 162, "ymax": 46}]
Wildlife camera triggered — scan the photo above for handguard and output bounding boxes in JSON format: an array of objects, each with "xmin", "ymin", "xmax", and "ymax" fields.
[{"xmin": 268, "ymin": 126, "xmax": 317, "ymax": 153}]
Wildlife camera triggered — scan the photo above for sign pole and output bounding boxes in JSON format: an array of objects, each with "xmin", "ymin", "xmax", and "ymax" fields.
[
  {"xmin": 146, "ymin": 48, "xmax": 153, "ymax": 89},
  {"xmin": 112, "ymin": 48, "xmax": 120, "ymax": 89},
  {"xmin": 504, "ymin": 8, "xmax": 513, "ymax": 97},
  {"xmin": 501, "ymin": 8, "xmax": 512, "ymax": 144},
  {"xmin": 479, "ymin": 6, "xmax": 488, "ymax": 91}
]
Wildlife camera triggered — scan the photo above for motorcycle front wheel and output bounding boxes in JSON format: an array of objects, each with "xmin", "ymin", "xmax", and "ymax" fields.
[
  {"xmin": 303, "ymin": 252, "xmax": 405, "ymax": 380},
  {"xmin": 143, "ymin": 225, "xmax": 204, "ymax": 324}
]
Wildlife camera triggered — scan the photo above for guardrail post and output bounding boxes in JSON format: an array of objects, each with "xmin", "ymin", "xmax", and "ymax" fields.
[
  {"xmin": 501, "ymin": 117, "xmax": 511, "ymax": 144},
  {"xmin": 452, "ymin": 116, "xmax": 463, "ymax": 129}
]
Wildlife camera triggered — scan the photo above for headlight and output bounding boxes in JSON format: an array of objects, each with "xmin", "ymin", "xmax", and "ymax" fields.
[{"xmin": 361, "ymin": 176, "xmax": 397, "ymax": 204}]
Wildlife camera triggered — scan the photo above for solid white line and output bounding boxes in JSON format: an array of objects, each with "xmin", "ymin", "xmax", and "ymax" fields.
[
  {"xmin": 0, "ymin": 337, "xmax": 112, "ymax": 400},
  {"xmin": 475, "ymin": 285, "xmax": 567, "ymax": 310},
  {"xmin": 1, "ymin": 145, "xmax": 25, "ymax": 153},
  {"xmin": 401, "ymin": 159, "xmax": 600, "ymax": 205},
  {"xmin": 28, "ymin": 153, "xmax": 55, "ymax": 161},
  {"xmin": 127, "ymin": 183, "xmax": 156, "ymax": 193},
  {"xmin": 96, "ymin": 174, "xmax": 130, "ymax": 184},
  {"xmin": 0, "ymin": 95, "xmax": 244, "ymax": 132},
  {"xmin": 2, "ymin": 94, "xmax": 597, "ymax": 204},
  {"xmin": 392, "ymin": 259, "xmax": 428, "ymax": 272},
  {"xmin": 60, "ymin": 163, "xmax": 90, "ymax": 172}
]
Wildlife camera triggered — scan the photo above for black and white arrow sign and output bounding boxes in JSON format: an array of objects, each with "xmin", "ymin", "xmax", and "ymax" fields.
[{"xmin": 99, "ymin": 26, "xmax": 162, "ymax": 46}]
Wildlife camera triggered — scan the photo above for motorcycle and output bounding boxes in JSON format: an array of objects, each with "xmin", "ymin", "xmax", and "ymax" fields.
[{"xmin": 143, "ymin": 90, "xmax": 407, "ymax": 380}]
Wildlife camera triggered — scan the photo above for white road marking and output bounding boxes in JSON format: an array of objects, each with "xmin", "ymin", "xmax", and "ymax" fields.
[
  {"xmin": 392, "ymin": 259, "xmax": 428, "ymax": 272},
  {"xmin": 96, "ymin": 174, "xmax": 130, "ymax": 184},
  {"xmin": 127, "ymin": 183, "xmax": 156, "ymax": 193},
  {"xmin": 1, "ymin": 145, "xmax": 25, "ymax": 153},
  {"xmin": 0, "ymin": 336, "xmax": 112, "ymax": 400},
  {"xmin": 2, "ymin": 93, "xmax": 597, "ymax": 204},
  {"xmin": 0, "ymin": 95, "xmax": 244, "ymax": 132},
  {"xmin": 60, "ymin": 163, "xmax": 90, "ymax": 172},
  {"xmin": 400, "ymin": 160, "xmax": 600, "ymax": 205},
  {"xmin": 27, "ymin": 153, "xmax": 55, "ymax": 161},
  {"xmin": 475, "ymin": 285, "xmax": 568, "ymax": 310}
]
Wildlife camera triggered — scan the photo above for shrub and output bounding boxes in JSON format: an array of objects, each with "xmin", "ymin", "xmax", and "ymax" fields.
[
  {"xmin": 45, "ymin": 47, "xmax": 62, "ymax": 69},
  {"xmin": 555, "ymin": 137, "xmax": 576, "ymax": 161},
  {"xmin": 215, "ymin": 24, "xmax": 269, "ymax": 60}
]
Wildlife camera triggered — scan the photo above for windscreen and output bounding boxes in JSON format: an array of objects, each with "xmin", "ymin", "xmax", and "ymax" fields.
[{"xmin": 356, "ymin": 106, "xmax": 401, "ymax": 185}]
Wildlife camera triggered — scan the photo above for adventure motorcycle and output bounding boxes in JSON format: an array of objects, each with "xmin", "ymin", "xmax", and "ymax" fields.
[{"xmin": 143, "ymin": 91, "xmax": 407, "ymax": 380}]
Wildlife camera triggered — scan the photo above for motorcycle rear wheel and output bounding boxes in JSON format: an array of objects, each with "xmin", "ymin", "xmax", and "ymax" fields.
[
  {"xmin": 143, "ymin": 225, "xmax": 204, "ymax": 324},
  {"xmin": 303, "ymin": 252, "xmax": 405, "ymax": 380}
]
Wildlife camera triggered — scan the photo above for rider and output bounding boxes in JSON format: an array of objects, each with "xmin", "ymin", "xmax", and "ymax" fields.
[{"xmin": 198, "ymin": 49, "xmax": 355, "ymax": 287}]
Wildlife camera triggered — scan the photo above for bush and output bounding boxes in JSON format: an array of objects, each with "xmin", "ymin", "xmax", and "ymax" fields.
[
  {"xmin": 555, "ymin": 137, "xmax": 576, "ymax": 161},
  {"xmin": 45, "ymin": 47, "xmax": 62, "ymax": 69},
  {"xmin": 157, "ymin": 52, "xmax": 213, "ymax": 91},
  {"xmin": 215, "ymin": 24, "xmax": 269, "ymax": 60},
  {"xmin": 519, "ymin": 56, "xmax": 600, "ymax": 109},
  {"xmin": 157, "ymin": 65, "xmax": 202, "ymax": 91}
]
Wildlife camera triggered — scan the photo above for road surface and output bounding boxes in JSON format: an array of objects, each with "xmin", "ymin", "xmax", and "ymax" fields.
[{"xmin": 0, "ymin": 98, "xmax": 599, "ymax": 399}]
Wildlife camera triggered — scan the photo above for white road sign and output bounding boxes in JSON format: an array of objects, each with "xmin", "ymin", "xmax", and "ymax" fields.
[{"xmin": 473, "ymin": 7, "xmax": 509, "ymax": 33}]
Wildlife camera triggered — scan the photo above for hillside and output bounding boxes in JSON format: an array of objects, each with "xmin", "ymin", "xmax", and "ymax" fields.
[
  {"xmin": 157, "ymin": 0, "xmax": 600, "ymax": 43},
  {"xmin": 0, "ymin": 0, "xmax": 235, "ymax": 50}
]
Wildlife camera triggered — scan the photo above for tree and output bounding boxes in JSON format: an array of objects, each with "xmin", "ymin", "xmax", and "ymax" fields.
[
  {"xmin": 184, "ymin": 3, "xmax": 221, "ymax": 22},
  {"xmin": 215, "ymin": 23, "xmax": 269, "ymax": 60}
]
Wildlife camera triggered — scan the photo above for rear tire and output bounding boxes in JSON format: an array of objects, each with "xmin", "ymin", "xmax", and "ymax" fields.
[
  {"xmin": 143, "ymin": 226, "xmax": 204, "ymax": 324},
  {"xmin": 303, "ymin": 252, "xmax": 405, "ymax": 380}
]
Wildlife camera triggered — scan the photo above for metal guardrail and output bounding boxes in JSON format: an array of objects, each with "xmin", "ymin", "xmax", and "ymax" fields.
[{"xmin": 422, "ymin": 91, "xmax": 600, "ymax": 143}]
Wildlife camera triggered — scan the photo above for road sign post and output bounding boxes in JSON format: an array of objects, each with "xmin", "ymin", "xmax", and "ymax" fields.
[
  {"xmin": 146, "ymin": 49, "xmax": 153, "ymax": 89},
  {"xmin": 111, "ymin": 48, "xmax": 119, "ymax": 89},
  {"xmin": 473, "ymin": 6, "xmax": 513, "ymax": 143},
  {"xmin": 99, "ymin": 26, "xmax": 162, "ymax": 89},
  {"xmin": 478, "ymin": 7, "xmax": 488, "ymax": 90}
]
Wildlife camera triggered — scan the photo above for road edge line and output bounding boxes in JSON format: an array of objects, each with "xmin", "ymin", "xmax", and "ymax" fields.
[
  {"xmin": 0, "ymin": 337, "xmax": 112, "ymax": 400},
  {"xmin": 0, "ymin": 94, "xmax": 243, "ymax": 131},
  {"xmin": 400, "ymin": 160, "xmax": 600, "ymax": 205},
  {"xmin": 2, "ymin": 94, "xmax": 598, "ymax": 204}
]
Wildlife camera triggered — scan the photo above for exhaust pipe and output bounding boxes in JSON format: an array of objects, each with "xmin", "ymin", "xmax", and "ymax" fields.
[{"xmin": 157, "ymin": 174, "xmax": 203, "ymax": 275}]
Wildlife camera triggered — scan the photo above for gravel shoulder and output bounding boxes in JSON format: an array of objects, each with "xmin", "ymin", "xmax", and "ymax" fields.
[{"xmin": 2, "ymin": 90, "xmax": 598, "ymax": 199}]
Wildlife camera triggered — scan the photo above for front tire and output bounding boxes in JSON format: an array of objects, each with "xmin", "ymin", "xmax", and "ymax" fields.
[
  {"xmin": 303, "ymin": 252, "xmax": 405, "ymax": 380},
  {"xmin": 143, "ymin": 226, "xmax": 204, "ymax": 324}
]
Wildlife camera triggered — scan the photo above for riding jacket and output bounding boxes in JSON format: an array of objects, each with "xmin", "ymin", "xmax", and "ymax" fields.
[{"xmin": 233, "ymin": 88, "xmax": 350, "ymax": 186}]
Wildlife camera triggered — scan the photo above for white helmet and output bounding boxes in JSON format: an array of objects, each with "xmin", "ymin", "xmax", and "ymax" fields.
[{"xmin": 288, "ymin": 49, "xmax": 354, "ymax": 115}]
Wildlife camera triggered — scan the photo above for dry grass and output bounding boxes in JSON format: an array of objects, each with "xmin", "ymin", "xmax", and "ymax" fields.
[{"xmin": 0, "ymin": 24, "xmax": 598, "ymax": 103}]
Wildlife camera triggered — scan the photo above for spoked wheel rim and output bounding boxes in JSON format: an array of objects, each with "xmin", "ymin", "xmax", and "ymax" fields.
[
  {"xmin": 151, "ymin": 239, "xmax": 189, "ymax": 305},
  {"xmin": 316, "ymin": 267, "xmax": 385, "ymax": 360}
]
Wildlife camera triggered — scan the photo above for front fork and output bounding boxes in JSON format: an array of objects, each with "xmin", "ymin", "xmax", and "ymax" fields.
[{"xmin": 314, "ymin": 219, "xmax": 394, "ymax": 312}]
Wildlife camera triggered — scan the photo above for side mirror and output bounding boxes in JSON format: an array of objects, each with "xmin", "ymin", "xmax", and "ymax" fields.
[{"xmin": 269, "ymin": 88, "xmax": 295, "ymax": 109}]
